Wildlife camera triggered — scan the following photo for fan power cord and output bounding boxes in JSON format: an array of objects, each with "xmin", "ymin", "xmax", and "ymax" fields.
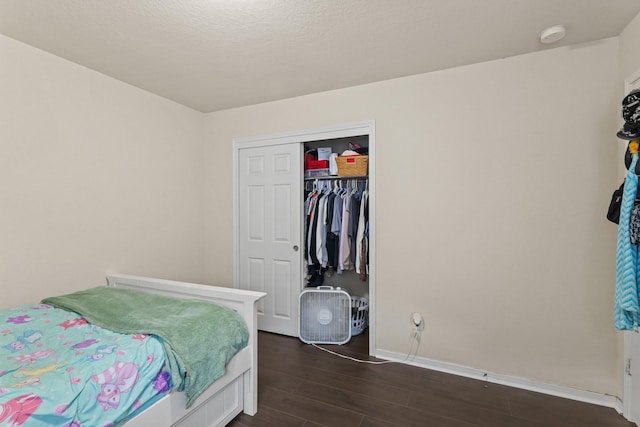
[{"xmin": 310, "ymin": 334, "xmax": 421, "ymax": 365}]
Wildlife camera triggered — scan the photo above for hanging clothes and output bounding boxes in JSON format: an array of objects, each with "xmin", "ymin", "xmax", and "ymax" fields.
[
  {"xmin": 339, "ymin": 188, "xmax": 353, "ymax": 272},
  {"xmin": 305, "ymin": 190, "xmax": 320, "ymax": 265},
  {"xmin": 324, "ymin": 191, "xmax": 337, "ymax": 270},
  {"xmin": 304, "ymin": 187, "xmax": 326, "ymax": 287},
  {"xmin": 303, "ymin": 178, "xmax": 369, "ymax": 286},
  {"xmin": 349, "ymin": 191, "xmax": 361, "ymax": 267},
  {"xmin": 315, "ymin": 192, "xmax": 329, "ymax": 267},
  {"xmin": 356, "ymin": 189, "xmax": 369, "ymax": 279},
  {"xmin": 615, "ymin": 153, "xmax": 640, "ymax": 330},
  {"xmin": 329, "ymin": 189, "xmax": 344, "ymax": 270}
]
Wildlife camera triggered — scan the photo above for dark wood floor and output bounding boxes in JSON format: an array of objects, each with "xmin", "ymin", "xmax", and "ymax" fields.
[{"xmin": 229, "ymin": 330, "xmax": 636, "ymax": 427}]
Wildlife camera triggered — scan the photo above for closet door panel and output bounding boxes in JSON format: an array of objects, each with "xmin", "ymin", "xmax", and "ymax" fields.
[
  {"xmin": 272, "ymin": 259, "xmax": 292, "ymax": 319},
  {"xmin": 273, "ymin": 184, "xmax": 291, "ymax": 242},
  {"xmin": 247, "ymin": 186, "xmax": 265, "ymax": 241}
]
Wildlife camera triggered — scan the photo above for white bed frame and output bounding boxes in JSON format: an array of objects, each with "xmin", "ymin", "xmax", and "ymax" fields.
[{"xmin": 105, "ymin": 274, "xmax": 266, "ymax": 427}]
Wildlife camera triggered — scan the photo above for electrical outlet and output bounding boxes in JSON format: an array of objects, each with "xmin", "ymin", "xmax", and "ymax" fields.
[{"xmin": 410, "ymin": 312, "xmax": 424, "ymax": 331}]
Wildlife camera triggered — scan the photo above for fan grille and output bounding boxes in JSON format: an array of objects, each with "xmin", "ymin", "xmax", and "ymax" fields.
[{"xmin": 299, "ymin": 288, "xmax": 351, "ymax": 344}]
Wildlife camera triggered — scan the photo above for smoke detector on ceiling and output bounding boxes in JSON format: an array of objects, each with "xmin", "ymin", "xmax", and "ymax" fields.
[{"xmin": 539, "ymin": 25, "xmax": 566, "ymax": 44}]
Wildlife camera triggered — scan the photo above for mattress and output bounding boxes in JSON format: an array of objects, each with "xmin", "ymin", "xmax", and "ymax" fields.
[
  {"xmin": 0, "ymin": 286, "xmax": 250, "ymax": 427},
  {"xmin": 0, "ymin": 303, "xmax": 170, "ymax": 426}
]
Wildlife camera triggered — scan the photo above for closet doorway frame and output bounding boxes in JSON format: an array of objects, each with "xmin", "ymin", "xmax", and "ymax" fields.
[{"xmin": 233, "ymin": 120, "xmax": 376, "ymax": 355}]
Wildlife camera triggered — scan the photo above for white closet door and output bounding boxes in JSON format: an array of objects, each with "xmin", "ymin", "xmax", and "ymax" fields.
[{"xmin": 237, "ymin": 143, "xmax": 301, "ymax": 336}]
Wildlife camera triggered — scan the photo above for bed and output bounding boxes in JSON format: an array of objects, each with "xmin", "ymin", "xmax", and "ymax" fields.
[{"xmin": 0, "ymin": 274, "xmax": 266, "ymax": 427}]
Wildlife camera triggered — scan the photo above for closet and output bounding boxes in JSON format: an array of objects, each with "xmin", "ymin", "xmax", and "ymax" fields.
[
  {"xmin": 234, "ymin": 121, "xmax": 376, "ymax": 355},
  {"xmin": 303, "ymin": 136, "xmax": 370, "ymax": 305}
]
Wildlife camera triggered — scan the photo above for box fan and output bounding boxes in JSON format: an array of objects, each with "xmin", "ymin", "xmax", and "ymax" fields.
[{"xmin": 299, "ymin": 286, "xmax": 351, "ymax": 345}]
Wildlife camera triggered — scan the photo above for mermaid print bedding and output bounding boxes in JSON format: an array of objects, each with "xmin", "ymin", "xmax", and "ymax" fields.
[{"xmin": 0, "ymin": 303, "xmax": 171, "ymax": 426}]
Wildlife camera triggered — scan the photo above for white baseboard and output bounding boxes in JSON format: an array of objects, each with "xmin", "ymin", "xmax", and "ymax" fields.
[{"xmin": 374, "ymin": 349, "xmax": 624, "ymax": 414}]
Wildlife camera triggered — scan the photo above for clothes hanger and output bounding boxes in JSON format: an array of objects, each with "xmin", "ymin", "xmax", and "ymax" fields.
[{"xmin": 322, "ymin": 180, "xmax": 330, "ymax": 194}]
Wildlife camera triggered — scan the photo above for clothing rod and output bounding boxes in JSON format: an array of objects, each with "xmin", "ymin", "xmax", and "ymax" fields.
[
  {"xmin": 304, "ymin": 177, "xmax": 368, "ymax": 192},
  {"xmin": 304, "ymin": 176, "xmax": 368, "ymax": 181}
]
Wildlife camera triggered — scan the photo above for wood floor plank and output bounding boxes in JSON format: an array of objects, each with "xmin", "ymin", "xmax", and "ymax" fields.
[
  {"xmin": 266, "ymin": 356, "xmax": 412, "ymax": 406},
  {"xmin": 259, "ymin": 366, "xmax": 304, "ymax": 395},
  {"xmin": 406, "ymin": 374, "xmax": 513, "ymax": 416},
  {"xmin": 408, "ymin": 389, "xmax": 548, "ymax": 427},
  {"xmin": 436, "ymin": 374, "xmax": 512, "ymax": 412},
  {"xmin": 318, "ymin": 352, "xmax": 443, "ymax": 391},
  {"xmin": 229, "ymin": 332, "xmax": 637, "ymax": 427},
  {"xmin": 359, "ymin": 416, "xmax": 405, "ymax": 427},
  {"xmin": 507, "ymin": 388, "xmax": 635, "ymax": 427},
  {"xmin": 259, "ymin": 386, "xmax": 364, "ymax": 427},
  {"xmin": 295, "ymin": 379, "xmax": 472, "ymax": 427},
  {"xmin": 228, "ymin": 406, "xmax": 305, "ymax": 427}
]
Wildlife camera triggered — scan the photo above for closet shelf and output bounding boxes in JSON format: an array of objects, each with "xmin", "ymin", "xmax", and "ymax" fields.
[{"xmin": 304, "ymin": 175, "xmax": 368, "ymax": 181}]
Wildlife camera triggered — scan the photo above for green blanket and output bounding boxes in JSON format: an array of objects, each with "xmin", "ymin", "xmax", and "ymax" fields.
[{"xmin": 42, "ymin": 286, "xmax": 249, "ymax": 407}]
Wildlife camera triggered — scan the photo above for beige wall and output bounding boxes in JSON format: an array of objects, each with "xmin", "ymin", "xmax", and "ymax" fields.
[
  {"xmin": 204, "ymin": 39, "xmax": 621, "ymax": 395},
  {"xmin": 618, "ymin": 11, "xmax": 640, "ymax": 183},
  {"xmin": 620, "ymin": 12, "xmax": 640, "ymax": 83},
  {"xmin": 0, "ymin": 34, "xmax": 205, "ymax": 309}
]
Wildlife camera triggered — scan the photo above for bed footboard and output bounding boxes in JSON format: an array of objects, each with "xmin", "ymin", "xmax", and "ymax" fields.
[{"xmin": 105, "ymin": 274, "xmax": 265, "ymax": 426}]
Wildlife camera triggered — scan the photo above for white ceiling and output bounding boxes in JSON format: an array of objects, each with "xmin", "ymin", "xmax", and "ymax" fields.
[{"xmin": 1, "ymin": 0, "xmax": 639, "ymax": 113}]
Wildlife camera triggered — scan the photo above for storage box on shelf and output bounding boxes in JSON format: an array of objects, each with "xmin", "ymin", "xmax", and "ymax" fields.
[
  {"xmin": 337, "ymin": 155, "xmax": 368, "ymax": 177},
  {"xmin": 304, "ymin": 169, "xmax": 330, "ymax": 179},
  {"xmin": 306, "ymin": 159, "xmax": 329, "ymax": 170}
]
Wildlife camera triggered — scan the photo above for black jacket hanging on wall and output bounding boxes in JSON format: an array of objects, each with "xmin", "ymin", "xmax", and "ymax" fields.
[{"xmin": 608, "ymin": 182, "xmax": 625, "ymax": 224}]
